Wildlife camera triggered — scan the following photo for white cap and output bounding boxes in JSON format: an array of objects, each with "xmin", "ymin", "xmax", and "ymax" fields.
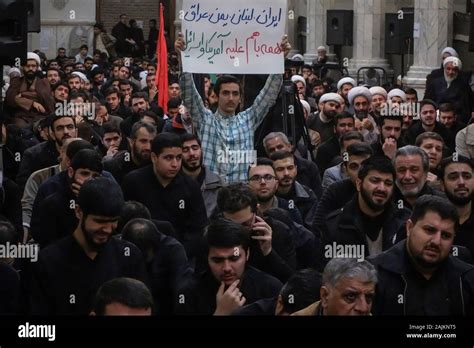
[
  {"xmin": 291, "ymin": 54, "xmax": 304, "ymax": 61},
  {"xmin": 291, "ymin": 75, "xmax": 306, "ymax": 87},
  {"xmin": 387, "ymin": 88, "xmax": 407, "ymax": 102},
  {"xmin": 26, "ymin": 52, "xmax": 41, "ymax": 67},
  {"xmin": 319, "ymin": 92, "xmax": 344, "ymax": 105},
  {"xmin": 369, "ymin": 87, "xmax": 387, "ymax": 100},
  {"xmin": 441, "ymin": 47, "xmax": 458, "ymax": 58},
  {"xmin": 71, "ymin": 71, "xmax": 90, "ymax": 84},
  {"xmin": 443, "ymin": 56, "xmax": 462, "ymax": 70},
  {"xmin": 348, "ymin": 86, "xmax": 372, "ymax": 106},
  {"xmin": 300, "ymin": 100, "xmax": 311, "ymax": 115},
  {"xmin": 337, "ymin": 77, "xmax": 356, "ymax": 90},
  {"xmin": 8, "ymin": 67, "xmax": 21, "ymax": 77}
]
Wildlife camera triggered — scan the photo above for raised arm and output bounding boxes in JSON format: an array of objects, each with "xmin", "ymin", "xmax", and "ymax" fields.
[
  {"xmin": 247, "ymin": 35, "xmax": 291, "ymax": 129},
  {"xmin": 175, "ymin": 32, "xmax": 210, "ymax": 126}
]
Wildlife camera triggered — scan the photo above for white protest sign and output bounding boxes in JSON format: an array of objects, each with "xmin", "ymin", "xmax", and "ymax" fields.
[{"xmin": 180, "ymin": 0, "xmax": 287, "ymax": 74}]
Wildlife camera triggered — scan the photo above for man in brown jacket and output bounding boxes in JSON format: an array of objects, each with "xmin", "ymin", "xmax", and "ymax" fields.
[{"xmin": 5, "ymin": 52, "xmax": 55, "ymax": 127}]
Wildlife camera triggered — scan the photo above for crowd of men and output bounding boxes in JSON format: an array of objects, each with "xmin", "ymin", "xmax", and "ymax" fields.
[{"xmin": 0, "ymin": 19, "xmax": 473, "ymax": 316}]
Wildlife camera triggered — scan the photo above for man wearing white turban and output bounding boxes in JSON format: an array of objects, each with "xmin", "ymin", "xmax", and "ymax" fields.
[
  {"xmin": 425, "ymin": 56, "xmax": 473, "ymax": 124},
  {"xmin": 5, "ymin": 52, "xmax": 55, "ymax": 127}
]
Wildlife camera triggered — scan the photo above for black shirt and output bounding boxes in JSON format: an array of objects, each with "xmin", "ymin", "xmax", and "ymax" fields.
[
  {"xmin": 454, "ymin": 205, "xmax": 474, "ymax": 259},
  {"xmin": 404, "ymin": 257, "xmax": 451, "ymax": 315},
  {"xmin": 29, "ymin": 235, "xmax": 147, "ymax": 315},
  {"xmin": 307, "ymin": 112, "xmax": 334, "ymax": 144},
  {"xmin": 122, "ymin": 166, "xmax": 209, "ymax": 258},
  {"xmin": 31, "ymin": 185, "xmax": 77, "ymax": 247},
  {"xmin": 174, "ymin": 266, "xmax": 282, "ymax": 315},
  {"xmin": 103, "ymin": 151, "xmax": 144, "ymax": 184},
  {"xmin": 147, "ymin": 232, "xmax": 192, "ymax": 316}
]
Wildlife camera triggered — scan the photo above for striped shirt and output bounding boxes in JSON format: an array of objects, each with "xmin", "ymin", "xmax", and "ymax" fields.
[{"xmin": 180, "ymin": 73, "xmax": 283, "ymax": 183}]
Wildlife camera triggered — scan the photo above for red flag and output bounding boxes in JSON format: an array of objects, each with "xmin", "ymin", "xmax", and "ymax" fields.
[{"xmin": 155, "ymin": 3, "xmax": 169, "ymax": 114}]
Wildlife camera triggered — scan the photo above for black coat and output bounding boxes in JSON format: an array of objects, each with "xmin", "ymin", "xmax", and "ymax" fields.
[
  {"xmin": 425, "ymin": 72, "xmax": 473, "ymax": 124},
  {"xmin": 319, "ymin": 197, "xmax": 411, "ymax": 263},
  {"xmin": 403, "ymin": 120, "xmax": 455, "ymax": 151},
  {"xmin": 315, "ymin": 136, "xmax": 341, "ymax": 175},
  {"xmin": 295, "ymin": 156, "xmax": 322, "ymax": 198},
  {"xmin": 16, "ymin": 141, "xmax": 59, "ymax": 191},
  {"xmin": 312, "ymin": 178, "xmax": 356, "ymax": 232},
  {"xmin": 174, "ymin": 266, "xmax": 282, "ymax": 315},
  {"xmin": 369, "ymin": 240, "xmax": 474, "ymax": 315}
]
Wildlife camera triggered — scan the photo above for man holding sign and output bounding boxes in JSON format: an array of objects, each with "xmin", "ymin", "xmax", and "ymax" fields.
[{"xmin": 175, "ymin": 33, "xmax": 290, "ymax": 183}]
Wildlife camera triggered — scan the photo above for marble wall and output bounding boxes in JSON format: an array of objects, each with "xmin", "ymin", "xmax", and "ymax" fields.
[{"xmin": 28, "ymin": 0, "xmax": 95, "ymax": 59}]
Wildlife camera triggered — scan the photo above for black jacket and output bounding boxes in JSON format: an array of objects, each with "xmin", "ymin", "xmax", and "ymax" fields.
[
  {"xmin": 403, "ymin": 120, "xmax": 455, "ymax": 151},
  {"xmin": 29, "ymin": 235, "xmax": 147, "ymax": 315},
  {"xmin": 312, "ymin": 178, "xmax": 356, "ymax": 232},
  {"xmin": 0, "ymin": 263, "xmax": 21, "ymax": 315},
  {"xmin": 103, "ymin": 151, "xmax": 144, "ymax": 184},
  {"xmin": 425, "ymin": 73, "xmax": 473, "ymax": 125},
  {"xmin": 277, "ymin": 181, "xmax": 318, "ymax": 229},
  {"xmin": 315, "ymin": 136, "xmax": 341, "ymax": 175},
  {"xmin": 16, "ymin": 141, "xmax": 59, "ymax": 191},
  {"xmin": 369, "ymin": 240, "xmax": 474, "ymax": 316},
  {"xmin": 248, "ymin": 216, "xmax": 297, "ymax": 283},
  {"xmin": 320, "ymin": 197, "xmax": 411, "ymax": 263},
  {"xmin": 392, "ymin": 183, "xmax": 445, "ymax": 211},
  {"xmin": 122, "ymin": 166, "xmax": 208, "ymax": 259},
  {"xmin": 295, "ymin": 156, "xmax": 322, "ymax": 198},
  {"xmin": 30, "ymin": 185, "xmax": 77, "ymax": 247},
  {"xmin": 145, "ymin": 231, "xmax": 192, "ymax": 316},
  {"xmin": 174, "ymin": 266, "xmax": 282, "ymax": 315}
]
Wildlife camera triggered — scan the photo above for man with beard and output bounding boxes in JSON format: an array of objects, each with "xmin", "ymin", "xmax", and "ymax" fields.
[
  {"xmin": 404, "ymin": 99, "xmax": 454, "ymax": 151},
  {"xmin": 348, "ymin": 86, "xmax": 378, "ymax": 144},
  {"xmin": 392, "ymin": 145, "xmax": 445, "ymax": 210},
  {"xmin": 320, "ymin": 157, "xmax": 410, "ymax": 263},
  {"xmin": 439, "ymin": 102, "xmax": 466, "ymax": 138},
  {"xmin": 336, "ymin": 77, "xmax": 356, "ymax": 112},
  {"xmin": 104, "ymin": 122, "xmax": 156, "ymax": 184},
  {"xmin": 402, "ymin": 88, "xmax": 418, "ymax": 134},
  {"xmin": 180, "ymin": 133, "xmax": 225, "ymax": 218},
  {"xmin": 174, "ymin": 218, "xmax": 282, "ymax": 315},
  {"xmin": 315, "ymin": 112, "xmax": 355, "ymax": 174},
  {"xmin": 122, "ymin": 133, "xmax": 208, "ymax": 260},
  {"xmin": 425, "ymin": 56, "xmax": 473, "ymax": 124},
  {"xmin": 370, "ymin": 195, "xmax": 474, "ymax": 315},
  {"xmin": 46, "ymin": 68, "xmax": 61, "ymax": 86},
  {"xmin": 248, "ymin": 158, "xmax": 303, "ymax": 224},
  {"xmin": 371, "ymin": 116, "xmax": 404, "ymax": 160},
  {"xmin": 52, "ymin": 82, "xmax": 70, "ymax": 103},
  {"xmin": 440, "ymin": 157, "xmax": 474, "ymax": 258},
  {"xmin": 29, "ymin": 178, "xmax": 147, "ymax": 315},
  {"xmin": 5, "ymin": 52, "xmax": 55, "ymax": 127},
  {"xmin": 369, "ymin": 86, "xmax": 387, "ymax": 120},
  {"xmin": 30, "ymin": 149, "xmax": 104, "ymax": 247},
  {"xmin": 67, "ymin": 74, "xmax": 82, "ymax": 93},
  {"xmin": 119, "ymin": 92, "xmax": 162, "ymax": 137},
  {"xmin": 307, "ymin": 93, "xmax": 344, "ymax": 145},
  {"xmin": 16, "ymin": 115, "xmax": 77, "ymax": 191},
  {"xmin": 263, "ymin": 132, "xmax": 322, "ymax": 198},
  {"xmin": 270, "ymin": 151, "xmax": 319, "ymax": 228}
]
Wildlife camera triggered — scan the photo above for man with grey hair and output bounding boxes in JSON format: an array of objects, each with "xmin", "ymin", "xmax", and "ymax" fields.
[
  {"xmin": 263, "ymin": 132, "xmax": 322, "ymax": 198},
  {"xmin": 292, "ymin": 258, "xmax": 377, "ymax": 316},
  {"xmin": 392, "ymin": 145, "xmax": 444, "ymax": 210}
]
